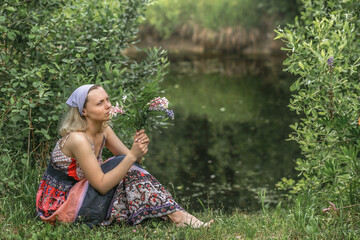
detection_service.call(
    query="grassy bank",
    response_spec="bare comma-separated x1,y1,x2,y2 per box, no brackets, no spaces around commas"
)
1,169,359,240
1,205,359,239
1,161,359,239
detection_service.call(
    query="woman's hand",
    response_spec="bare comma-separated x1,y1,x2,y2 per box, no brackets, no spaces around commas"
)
134,129,150,144
129,129,150,162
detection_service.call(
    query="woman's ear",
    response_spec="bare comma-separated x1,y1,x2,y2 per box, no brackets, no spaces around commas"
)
82,109,87,117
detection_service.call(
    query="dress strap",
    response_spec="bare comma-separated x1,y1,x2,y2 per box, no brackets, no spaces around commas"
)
84,135,95,152
60,132,104,157
59,132,97,154
60,132,73,148
97,135,106,158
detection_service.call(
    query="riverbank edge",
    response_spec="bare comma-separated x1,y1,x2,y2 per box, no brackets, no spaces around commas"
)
124,24,285,59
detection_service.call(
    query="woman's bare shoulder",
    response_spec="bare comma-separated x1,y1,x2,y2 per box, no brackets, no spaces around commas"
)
66,132,90,147
60,132,91,158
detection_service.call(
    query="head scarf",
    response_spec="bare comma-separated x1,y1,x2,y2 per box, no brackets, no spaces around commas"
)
66,84,95,116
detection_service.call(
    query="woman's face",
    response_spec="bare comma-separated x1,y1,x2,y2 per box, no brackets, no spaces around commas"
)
83,87,112,122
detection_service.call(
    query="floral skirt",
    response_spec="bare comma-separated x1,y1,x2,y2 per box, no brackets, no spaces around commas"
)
75,156,184,227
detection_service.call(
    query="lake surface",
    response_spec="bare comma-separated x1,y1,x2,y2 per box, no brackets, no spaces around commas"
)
145,53,300,212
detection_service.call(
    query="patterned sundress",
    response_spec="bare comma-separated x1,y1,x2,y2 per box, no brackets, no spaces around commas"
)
36,132,183,227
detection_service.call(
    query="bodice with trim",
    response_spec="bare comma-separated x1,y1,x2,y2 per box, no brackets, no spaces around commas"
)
51,132,106,181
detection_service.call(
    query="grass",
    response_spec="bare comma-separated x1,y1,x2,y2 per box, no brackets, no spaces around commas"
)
1,161,359,239
1,193,360,239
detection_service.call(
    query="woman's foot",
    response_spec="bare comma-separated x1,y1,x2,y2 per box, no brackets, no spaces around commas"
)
168,211,214,228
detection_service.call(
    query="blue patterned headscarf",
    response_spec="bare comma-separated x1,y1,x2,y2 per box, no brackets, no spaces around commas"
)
66,84,94,116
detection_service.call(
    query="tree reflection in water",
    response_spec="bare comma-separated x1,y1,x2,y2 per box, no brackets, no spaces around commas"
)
145,55,300,212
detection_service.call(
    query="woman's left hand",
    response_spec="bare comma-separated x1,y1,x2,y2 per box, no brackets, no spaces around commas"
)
134,129,150,144
134,129,149,164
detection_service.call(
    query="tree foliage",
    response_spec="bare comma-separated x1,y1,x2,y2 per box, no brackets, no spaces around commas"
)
275,0,360,204
0,0,169,195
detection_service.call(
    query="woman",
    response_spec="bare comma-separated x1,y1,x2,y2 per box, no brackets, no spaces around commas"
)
36,84,213,228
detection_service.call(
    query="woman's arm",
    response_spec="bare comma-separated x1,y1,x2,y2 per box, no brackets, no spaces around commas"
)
105,126,150,163
104,126,130,156
67,132,147,195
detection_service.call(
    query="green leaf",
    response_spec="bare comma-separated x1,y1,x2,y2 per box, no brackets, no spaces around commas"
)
290,80,300,91
88,53,95,59
19,110,27,116
299,62,305,70
39,89,45,97
6,7,16,12
7,31,16,40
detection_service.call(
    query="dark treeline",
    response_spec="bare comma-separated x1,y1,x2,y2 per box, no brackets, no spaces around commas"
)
139,0,300,53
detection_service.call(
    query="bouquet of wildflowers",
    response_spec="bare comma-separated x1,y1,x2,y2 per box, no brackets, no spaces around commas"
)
148,97,174,120
109,83,174,131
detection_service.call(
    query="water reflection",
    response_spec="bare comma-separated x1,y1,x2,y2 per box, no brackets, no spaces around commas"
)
145,55,300,212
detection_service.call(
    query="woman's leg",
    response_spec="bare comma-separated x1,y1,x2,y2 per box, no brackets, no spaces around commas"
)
167,211,214,228
103,159,213,227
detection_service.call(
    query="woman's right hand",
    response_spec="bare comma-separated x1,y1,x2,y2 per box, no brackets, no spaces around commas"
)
129,129,149,161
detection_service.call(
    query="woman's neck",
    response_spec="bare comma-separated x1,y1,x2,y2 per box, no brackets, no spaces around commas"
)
85,120,103,138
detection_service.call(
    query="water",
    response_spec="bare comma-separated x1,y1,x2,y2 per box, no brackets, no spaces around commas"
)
145,54,300,212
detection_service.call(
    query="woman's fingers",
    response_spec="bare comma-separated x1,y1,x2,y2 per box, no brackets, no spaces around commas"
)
132,130,150,159
142,144,148,152
135,132,147,138
139,143,148,155
136,129,145,135
136,138,149,143
134,131,150,144
143,144,149,154
134,137,149,143
130,141,148,159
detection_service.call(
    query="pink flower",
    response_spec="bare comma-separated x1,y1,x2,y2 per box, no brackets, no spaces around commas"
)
322,201,339,216
148,97,169,111
109,102,124,118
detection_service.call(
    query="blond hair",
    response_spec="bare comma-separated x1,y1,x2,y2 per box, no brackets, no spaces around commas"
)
59,85,109,137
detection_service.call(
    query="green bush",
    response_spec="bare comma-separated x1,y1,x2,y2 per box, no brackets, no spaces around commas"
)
275,0,360,204
0,0,169,205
